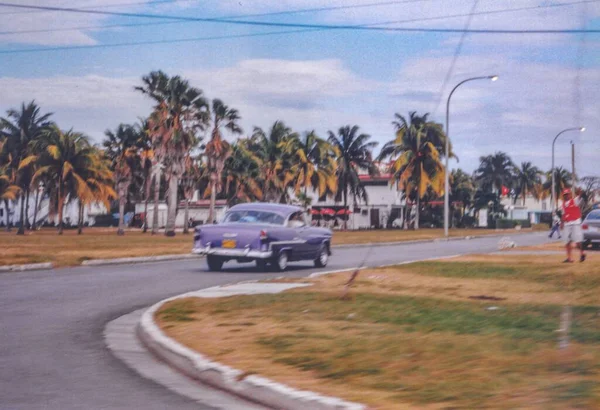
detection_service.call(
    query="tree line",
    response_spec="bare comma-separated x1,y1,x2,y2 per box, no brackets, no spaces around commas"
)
1,71,598,235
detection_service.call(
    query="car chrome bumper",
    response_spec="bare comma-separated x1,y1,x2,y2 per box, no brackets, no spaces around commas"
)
192,246,273,259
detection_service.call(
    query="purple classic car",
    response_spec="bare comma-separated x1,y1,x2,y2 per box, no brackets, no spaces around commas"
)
192,203,333,271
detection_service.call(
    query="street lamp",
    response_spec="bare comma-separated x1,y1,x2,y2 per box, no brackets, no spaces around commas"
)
551,127,585,211
444,75,498,237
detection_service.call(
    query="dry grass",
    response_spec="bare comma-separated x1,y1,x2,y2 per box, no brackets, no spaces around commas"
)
157,252,600,410
0,228,191,267
1,226,508,267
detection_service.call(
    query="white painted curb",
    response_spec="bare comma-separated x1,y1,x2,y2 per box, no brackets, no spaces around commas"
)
138,283,366,410
81,254,203,266
0,262,54,272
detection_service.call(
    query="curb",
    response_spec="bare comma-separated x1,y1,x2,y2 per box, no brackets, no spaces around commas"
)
0,262,54,272
81,254,204,266
138,283,366,410
332,231,532,249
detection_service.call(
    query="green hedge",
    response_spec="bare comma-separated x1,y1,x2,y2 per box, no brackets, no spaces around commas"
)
495,219,532,229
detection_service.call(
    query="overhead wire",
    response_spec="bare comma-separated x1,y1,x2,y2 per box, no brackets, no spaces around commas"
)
1,0,598,38
0,1,599,35
0,0,198,15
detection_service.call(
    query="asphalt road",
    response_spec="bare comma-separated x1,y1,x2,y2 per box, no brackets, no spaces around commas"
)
0,232,550,410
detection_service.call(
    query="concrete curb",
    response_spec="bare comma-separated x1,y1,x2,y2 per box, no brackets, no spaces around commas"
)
138,283,366,410
332,231,532,249
0,262,54,272
81,254,204,266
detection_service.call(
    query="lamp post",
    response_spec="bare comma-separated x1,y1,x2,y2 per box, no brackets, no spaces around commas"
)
551,127,585,211
444,75,498,237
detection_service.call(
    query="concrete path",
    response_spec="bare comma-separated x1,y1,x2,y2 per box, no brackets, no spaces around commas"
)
0,232,550,409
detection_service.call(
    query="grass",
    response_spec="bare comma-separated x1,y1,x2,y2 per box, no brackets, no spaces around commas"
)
156,251,600,409
0,226,508,267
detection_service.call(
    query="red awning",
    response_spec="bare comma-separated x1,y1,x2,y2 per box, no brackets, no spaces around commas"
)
336,209,352,215
321,208,336,216
310,208,321,215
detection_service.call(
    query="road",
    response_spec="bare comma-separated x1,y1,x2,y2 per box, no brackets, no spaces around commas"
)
0,232,549,410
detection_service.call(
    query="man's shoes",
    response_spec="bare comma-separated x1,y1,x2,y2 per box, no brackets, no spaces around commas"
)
580,254,586,263
563,259,574,263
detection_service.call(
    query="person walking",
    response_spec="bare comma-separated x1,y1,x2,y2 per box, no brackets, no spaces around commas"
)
549,210,562,239
561,188,586,263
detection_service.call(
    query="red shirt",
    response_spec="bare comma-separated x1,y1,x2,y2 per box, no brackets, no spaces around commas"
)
562,198,582,223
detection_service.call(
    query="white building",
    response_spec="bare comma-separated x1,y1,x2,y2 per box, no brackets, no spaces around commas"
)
136,199,228,229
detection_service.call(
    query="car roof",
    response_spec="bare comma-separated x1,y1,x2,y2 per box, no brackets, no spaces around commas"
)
229,202,302,216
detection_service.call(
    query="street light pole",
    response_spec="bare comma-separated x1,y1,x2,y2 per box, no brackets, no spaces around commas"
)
444,75,498,237
551,127,585,211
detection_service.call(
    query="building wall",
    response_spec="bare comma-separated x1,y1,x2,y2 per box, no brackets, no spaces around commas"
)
0,196,107,227
136,203,227,229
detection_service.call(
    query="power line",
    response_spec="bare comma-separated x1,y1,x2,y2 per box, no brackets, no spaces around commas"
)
0,1,599,35
430,0,480,116
0,0,197,15
2,0,598,38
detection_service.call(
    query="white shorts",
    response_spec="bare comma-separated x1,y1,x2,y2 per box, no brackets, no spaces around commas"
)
563,224,583,244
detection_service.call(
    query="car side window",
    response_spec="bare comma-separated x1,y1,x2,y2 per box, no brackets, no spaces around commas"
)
288,212,306,228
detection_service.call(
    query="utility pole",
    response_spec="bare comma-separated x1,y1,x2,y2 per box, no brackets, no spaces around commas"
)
571,141,576,195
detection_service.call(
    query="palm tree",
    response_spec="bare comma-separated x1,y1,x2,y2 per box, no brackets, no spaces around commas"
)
378,113,446,230
180,156,202,234
474,152,514,194
249,121,299,203
136,71,209,236
449,169,475,225
0,162,20,228
28,126,106,235
545,167,573,207
220,141,263,206
513,161,542,206
328,125,378,229
0,101,53,234
103,124,142,235
283,130,337,201
205,99,242,223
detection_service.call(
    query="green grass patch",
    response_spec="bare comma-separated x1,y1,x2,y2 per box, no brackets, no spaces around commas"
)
159,300,196,322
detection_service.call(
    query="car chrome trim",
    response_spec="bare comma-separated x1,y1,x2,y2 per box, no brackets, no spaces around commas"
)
192,246,272,259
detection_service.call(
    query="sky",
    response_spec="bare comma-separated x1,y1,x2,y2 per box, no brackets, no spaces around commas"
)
0,0,599,175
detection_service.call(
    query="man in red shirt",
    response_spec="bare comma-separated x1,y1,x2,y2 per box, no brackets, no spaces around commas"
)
561,188,586,263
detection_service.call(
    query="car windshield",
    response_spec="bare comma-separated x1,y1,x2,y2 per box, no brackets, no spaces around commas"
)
586,211,600,220
222,210,285,225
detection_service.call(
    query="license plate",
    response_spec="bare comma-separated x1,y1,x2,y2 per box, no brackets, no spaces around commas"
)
589,226,598,232
222,239,237,249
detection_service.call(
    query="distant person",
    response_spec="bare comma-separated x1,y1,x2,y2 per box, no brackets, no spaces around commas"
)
549,210,562,239
561,188,586,263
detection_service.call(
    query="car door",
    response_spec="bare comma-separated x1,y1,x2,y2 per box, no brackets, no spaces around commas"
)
288,211,312,259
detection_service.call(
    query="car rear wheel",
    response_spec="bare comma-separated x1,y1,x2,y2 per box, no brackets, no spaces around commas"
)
583,239,592,250
206,255,224,271
274,251,289,272
314,245,329,268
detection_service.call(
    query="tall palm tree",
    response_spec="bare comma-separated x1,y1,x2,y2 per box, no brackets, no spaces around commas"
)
0,162,20,228
28,126,108,235
249,121,298,203
328,125,378,229
513,161,542,206
378,113,446,230
0,101,53,234
136,71,209,236
103,124,142,235
205,99,242,223
180,156,202,234
283,130,337,201
474,152,514,194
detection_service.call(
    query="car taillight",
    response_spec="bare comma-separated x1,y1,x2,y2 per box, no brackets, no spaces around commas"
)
260,230,268,240
582,224,588,230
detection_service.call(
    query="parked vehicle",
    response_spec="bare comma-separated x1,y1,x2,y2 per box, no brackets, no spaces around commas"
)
583,209,600,249
192,203,332,271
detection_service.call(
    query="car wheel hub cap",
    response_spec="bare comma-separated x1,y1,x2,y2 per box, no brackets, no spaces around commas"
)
279,254,288,269
320,251,328,265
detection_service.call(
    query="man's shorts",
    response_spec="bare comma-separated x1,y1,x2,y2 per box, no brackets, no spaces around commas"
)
564,223,584,244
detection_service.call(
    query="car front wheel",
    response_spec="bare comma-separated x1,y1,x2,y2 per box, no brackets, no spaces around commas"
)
314,245,329,268
207,255,224,271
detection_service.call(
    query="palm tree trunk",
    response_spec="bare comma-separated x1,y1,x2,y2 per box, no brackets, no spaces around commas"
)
17,193,25,235
208,173,217,224
142,173,151,233
57,196,64,235
415,194,420,230
165,174,178,237
117,191,126,236
24,189,30,230
4,199,10,232
32,186,40,230
183,198,190,234
152,171,160,235
343,188,348,230
77,202,84,235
